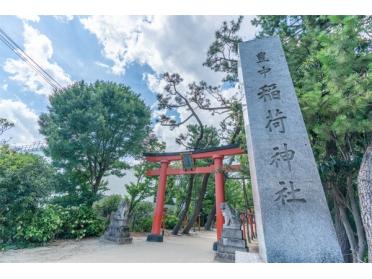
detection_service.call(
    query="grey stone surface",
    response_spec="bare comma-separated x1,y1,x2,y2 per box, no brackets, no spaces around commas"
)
215,203,248,262
218,245,247,254
235,251,264,263
221,202,241,229
221,238,246,248
238,36,343,263
222,228,243,239
102,201,132,244
215,251,235,262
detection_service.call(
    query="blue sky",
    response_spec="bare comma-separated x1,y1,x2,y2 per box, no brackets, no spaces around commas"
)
0,15,256,150
0,15,256,193
0,16,156,115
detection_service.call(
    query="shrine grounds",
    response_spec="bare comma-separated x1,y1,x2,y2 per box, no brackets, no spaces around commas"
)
0,230,245,263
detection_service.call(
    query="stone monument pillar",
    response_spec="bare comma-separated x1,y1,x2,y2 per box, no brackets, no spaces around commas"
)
238,36,343,262
215,202,248,262
102,200,132,244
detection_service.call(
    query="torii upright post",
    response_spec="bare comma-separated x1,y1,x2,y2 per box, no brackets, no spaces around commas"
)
213,155,225,240
147,160,169,242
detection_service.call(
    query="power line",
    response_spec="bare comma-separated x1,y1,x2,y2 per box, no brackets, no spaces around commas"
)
0,28,64,89
0,27,63,91
0,33,58,91
0,28,61,91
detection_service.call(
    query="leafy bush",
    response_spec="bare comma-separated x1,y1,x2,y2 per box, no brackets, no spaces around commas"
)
165,214,178,230
0,147,56,244
93,195,122,219
56,206,106,240
130,201,154,232
15,205,62,243
132,217,153,233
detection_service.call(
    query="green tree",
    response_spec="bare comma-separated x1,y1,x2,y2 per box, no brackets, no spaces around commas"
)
201,16,246,146
92,194,123,220
0,147,56,245
156,73,207,235
204,16,243,83
181,125,220,234
124,134,165,223
39,81,151,205
250,15,371,262
0,118,14,144
203,16,371,261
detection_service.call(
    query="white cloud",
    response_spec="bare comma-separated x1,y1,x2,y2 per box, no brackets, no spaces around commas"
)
0,99,41,145
94,61,110,69
81,16,256,151
3,23,72,96
53,15,74,23
2,82,8,91
16,15,40,22
81,16,256,84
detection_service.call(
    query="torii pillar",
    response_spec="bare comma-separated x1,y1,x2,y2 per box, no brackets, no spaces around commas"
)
213,155,225,240
146,160,169,242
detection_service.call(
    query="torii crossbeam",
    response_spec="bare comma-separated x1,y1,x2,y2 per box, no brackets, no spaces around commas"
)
144,144,245,242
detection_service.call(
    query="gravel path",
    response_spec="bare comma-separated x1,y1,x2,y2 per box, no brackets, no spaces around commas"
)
0,230,218,263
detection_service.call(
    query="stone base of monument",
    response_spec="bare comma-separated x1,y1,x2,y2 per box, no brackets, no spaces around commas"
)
215,228,248,262
102,225,133,244
146,234,164,242
235,251,264,263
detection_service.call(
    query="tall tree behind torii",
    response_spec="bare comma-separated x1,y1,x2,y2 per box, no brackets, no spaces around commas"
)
156,17,247,234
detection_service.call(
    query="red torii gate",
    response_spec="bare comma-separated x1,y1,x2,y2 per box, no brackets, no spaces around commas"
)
144,144,245,242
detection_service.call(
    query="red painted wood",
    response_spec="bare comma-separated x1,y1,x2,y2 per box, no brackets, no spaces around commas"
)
214,155,225,240
146,164,241,176
150,160,169,235
144,147,244,162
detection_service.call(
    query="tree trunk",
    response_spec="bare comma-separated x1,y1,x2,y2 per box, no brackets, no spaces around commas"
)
204,201,216,230
357,143,372,263
182,173,210,234
339,204,359,262
334,199,352,262
346,174,367,262
331,183,359,262
172,175,195,235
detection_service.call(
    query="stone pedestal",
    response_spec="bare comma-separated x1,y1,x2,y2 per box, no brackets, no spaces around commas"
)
215,203,248,262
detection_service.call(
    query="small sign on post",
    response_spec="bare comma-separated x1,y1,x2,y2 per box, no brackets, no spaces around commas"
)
181,152,194,171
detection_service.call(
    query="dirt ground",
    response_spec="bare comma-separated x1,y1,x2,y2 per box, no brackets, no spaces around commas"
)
0,230,219,263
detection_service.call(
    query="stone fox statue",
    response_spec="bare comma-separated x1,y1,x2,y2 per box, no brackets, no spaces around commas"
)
102,200,132,244
113,200,130,226
220,202,241,229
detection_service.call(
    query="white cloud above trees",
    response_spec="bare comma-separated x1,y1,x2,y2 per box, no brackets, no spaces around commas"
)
0,99,41,145
3,23,72,96
16,15,40,22
82,15,256,151
81,16,255,84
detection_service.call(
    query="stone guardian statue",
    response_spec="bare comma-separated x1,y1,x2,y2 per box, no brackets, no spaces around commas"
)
102,200,132,244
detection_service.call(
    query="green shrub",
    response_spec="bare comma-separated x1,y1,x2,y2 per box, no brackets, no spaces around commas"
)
132,217,153,233
57,206,106,240
15,205,62,243
165,214,178,230
93,195,122,219
130,201,154,232
0,147,56,245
